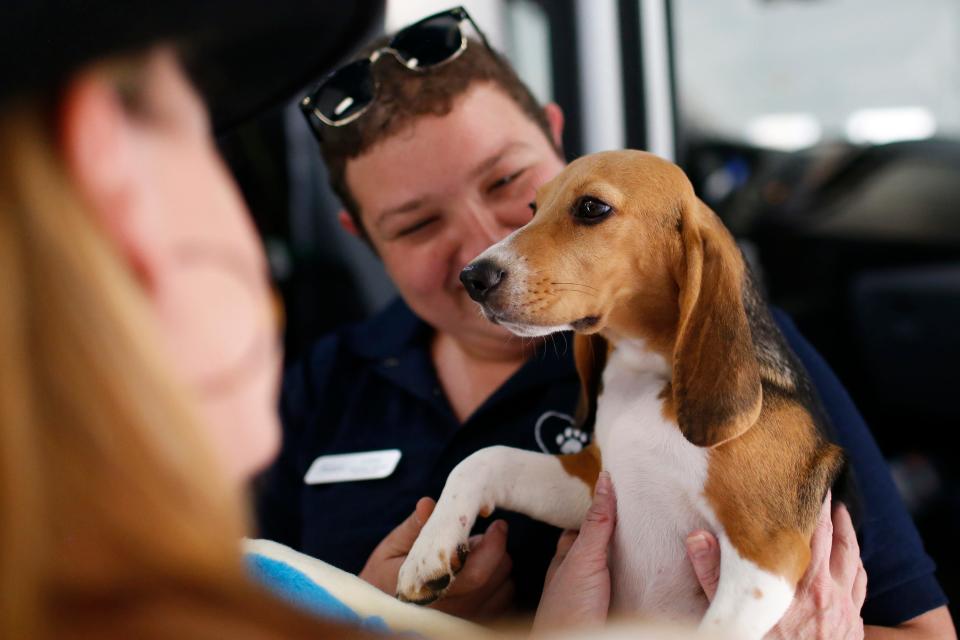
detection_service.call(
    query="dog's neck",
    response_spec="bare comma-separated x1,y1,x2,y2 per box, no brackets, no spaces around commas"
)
600,328,672,378
602,268,681,346
600,279,681,373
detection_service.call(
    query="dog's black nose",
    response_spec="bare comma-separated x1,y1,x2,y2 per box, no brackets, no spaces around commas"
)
460,260,506,302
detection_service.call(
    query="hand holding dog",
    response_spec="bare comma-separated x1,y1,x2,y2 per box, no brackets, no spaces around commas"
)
533,471,617,633
360,497,515,621
686,491,867,640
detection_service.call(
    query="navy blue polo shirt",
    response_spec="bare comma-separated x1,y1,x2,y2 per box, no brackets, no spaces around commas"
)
256,298,947,623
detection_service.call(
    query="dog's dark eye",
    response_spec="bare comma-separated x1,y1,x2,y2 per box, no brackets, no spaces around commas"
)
572,196,613,223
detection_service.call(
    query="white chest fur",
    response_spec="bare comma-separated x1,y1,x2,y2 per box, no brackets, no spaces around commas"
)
594,340,714,620
399,336,794,637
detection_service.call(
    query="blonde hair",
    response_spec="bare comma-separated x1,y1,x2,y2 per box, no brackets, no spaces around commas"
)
0,65,366,638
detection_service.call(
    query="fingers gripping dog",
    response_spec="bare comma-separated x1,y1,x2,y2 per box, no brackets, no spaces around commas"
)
396,150,844,639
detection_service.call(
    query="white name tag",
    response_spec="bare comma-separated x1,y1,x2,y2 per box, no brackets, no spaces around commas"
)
303,449,402,485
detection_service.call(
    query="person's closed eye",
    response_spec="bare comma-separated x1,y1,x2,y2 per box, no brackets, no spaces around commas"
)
486,168,526,194
393,215,441,240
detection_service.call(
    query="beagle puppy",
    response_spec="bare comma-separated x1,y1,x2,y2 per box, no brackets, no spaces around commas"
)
396,150,845,638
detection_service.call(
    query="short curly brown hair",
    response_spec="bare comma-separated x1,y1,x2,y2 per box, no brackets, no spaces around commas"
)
312,36,556,237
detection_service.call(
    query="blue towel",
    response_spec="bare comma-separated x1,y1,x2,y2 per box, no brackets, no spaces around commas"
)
247,553,392,633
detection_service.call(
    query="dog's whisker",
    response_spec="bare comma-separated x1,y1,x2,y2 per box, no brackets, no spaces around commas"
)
551,287,596,297
550,281,599,292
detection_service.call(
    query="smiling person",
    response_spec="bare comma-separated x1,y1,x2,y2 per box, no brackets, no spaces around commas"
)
255,7,954,638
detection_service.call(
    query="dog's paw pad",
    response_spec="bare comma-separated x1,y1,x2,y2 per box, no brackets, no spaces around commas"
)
397,541,469,605
397,591,439,605
424,574,450,592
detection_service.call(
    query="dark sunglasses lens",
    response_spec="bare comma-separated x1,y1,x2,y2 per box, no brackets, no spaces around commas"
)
391,14,463,67
313,59,374,123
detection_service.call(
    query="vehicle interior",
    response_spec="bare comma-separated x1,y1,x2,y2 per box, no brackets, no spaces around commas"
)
218,0,960,620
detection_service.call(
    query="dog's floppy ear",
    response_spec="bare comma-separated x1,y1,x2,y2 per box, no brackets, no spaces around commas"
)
574,333,609,430
672,196,761,447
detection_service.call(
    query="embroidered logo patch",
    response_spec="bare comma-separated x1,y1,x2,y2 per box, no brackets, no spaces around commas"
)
534,411,590,454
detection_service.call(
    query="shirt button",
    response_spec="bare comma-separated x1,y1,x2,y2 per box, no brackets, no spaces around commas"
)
382,357,399,368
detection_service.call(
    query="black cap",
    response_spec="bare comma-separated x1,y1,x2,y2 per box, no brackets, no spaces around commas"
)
1,1,385,133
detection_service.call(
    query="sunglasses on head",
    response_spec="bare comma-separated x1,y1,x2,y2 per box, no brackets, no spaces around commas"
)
300,6,491,130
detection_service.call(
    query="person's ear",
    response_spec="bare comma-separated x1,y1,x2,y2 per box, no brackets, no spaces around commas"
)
544,102,565,150
338,209,361,237
59,69,157,286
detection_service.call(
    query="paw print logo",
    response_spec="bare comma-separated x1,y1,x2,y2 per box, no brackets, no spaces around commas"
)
556,427,590,454
535,411,591,454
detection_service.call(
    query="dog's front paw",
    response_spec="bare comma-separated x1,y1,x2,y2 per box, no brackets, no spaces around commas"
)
396,516,471,605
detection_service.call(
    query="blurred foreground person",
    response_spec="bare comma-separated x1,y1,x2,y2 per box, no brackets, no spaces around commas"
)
0,2,387,638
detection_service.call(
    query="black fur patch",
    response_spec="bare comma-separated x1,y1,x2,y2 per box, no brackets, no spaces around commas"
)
741,264,863,530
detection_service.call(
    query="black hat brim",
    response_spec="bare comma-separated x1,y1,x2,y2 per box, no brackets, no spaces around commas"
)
2,1,385,134
184,3,385,134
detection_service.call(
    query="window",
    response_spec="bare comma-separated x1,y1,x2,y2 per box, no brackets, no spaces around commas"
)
673,0,960,150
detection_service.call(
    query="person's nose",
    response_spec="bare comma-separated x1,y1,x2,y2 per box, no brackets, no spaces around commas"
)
460,259,506,302
455,203,513,270
462,201,508,246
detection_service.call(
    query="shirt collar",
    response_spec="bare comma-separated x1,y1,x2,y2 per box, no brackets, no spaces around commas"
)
342,297,577,420
342,297,429,360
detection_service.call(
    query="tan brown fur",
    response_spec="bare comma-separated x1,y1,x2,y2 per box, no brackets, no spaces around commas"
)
483,150,845,586
573,334,611,429
499,153,688,357
501,151,764,447
558,444,603,494
659,381,677,423
672,198,763,447
706,394,843,583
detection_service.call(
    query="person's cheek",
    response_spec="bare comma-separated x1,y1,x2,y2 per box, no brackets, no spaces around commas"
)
488,187,532,232
200,349,282,481
499,198,535,229
530,160,564,191
163,266,256,380
504,162,565,228
383,244,449,300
